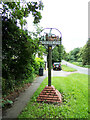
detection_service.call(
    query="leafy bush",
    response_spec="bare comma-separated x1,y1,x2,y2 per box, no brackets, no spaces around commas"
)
2,16,41,95
34,57,45,75
2,1,44,98
2,99,13,108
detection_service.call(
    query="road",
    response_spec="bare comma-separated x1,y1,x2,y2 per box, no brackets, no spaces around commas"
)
61,60,89,75
46,70,78,77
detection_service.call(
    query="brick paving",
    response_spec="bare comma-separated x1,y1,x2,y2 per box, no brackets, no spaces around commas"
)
37,85,62,103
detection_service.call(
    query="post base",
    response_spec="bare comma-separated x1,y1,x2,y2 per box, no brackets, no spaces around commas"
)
37,85,62,103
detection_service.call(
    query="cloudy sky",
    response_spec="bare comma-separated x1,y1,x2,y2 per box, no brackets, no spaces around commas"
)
26,0,88,52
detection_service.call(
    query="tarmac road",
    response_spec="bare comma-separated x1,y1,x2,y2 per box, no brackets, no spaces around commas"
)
46,69,78,77
61,60,89,75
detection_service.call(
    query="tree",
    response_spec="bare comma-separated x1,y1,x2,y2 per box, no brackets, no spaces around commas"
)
52,45,66,63
2,1,44,94
63,52,69,61
52,46,59,63
2,1,44,28
82,39,90,65
2,16,38,92
68,48,80,62
77,47,83,62
29,23,46,58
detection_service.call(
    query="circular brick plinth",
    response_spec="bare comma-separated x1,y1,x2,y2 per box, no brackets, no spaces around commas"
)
37,85,62,103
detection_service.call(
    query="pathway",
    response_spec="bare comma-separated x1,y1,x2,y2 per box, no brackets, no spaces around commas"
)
2,71,47,119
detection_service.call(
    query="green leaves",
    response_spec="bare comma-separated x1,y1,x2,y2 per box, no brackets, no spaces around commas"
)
68,48,80,62
52,45,65,63
82,39,90,65
52,46,59,62
2,1,44,26
2,16,41,95
33,57,45,75
2,0,44,99
65,39,90,66
2,99,13,107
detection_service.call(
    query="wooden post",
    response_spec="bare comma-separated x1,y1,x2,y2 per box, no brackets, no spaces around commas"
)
48,45,52,86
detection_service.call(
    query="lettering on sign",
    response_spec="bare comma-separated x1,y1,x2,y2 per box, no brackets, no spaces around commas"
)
40,41,60,45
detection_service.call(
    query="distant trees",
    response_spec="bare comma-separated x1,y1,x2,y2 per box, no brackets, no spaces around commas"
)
64,39,90,66
82,39,90,65
49,38,89,67
68,48,80,62
52,45,66,63
52,46,59,63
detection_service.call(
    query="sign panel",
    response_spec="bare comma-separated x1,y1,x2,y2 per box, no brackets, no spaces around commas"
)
40,41,60,45
39,35,59,41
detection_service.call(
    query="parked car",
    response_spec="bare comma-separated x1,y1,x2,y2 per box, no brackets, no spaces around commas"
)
53,62,62,70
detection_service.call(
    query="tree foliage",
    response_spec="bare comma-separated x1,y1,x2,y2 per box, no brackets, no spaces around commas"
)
52,45,66,63
68,48,80,62
2,1,44,95
2,16,39,93
64,39,90,66
2,1,43,25
82,39,90,65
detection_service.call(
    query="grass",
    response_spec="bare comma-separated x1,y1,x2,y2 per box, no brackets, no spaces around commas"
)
89,75,90,119
61,65,77,72
18,73,88,119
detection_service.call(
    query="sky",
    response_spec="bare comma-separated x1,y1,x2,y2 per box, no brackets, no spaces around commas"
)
26,0,88,53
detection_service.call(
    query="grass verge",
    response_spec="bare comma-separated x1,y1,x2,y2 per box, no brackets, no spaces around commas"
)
18,73,88,119
61,65,77,72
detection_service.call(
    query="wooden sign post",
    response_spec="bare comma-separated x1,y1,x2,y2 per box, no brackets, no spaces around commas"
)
37,28,62,103
48,45,52,86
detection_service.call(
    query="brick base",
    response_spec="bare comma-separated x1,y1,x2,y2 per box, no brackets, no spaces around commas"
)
37,85,62,103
